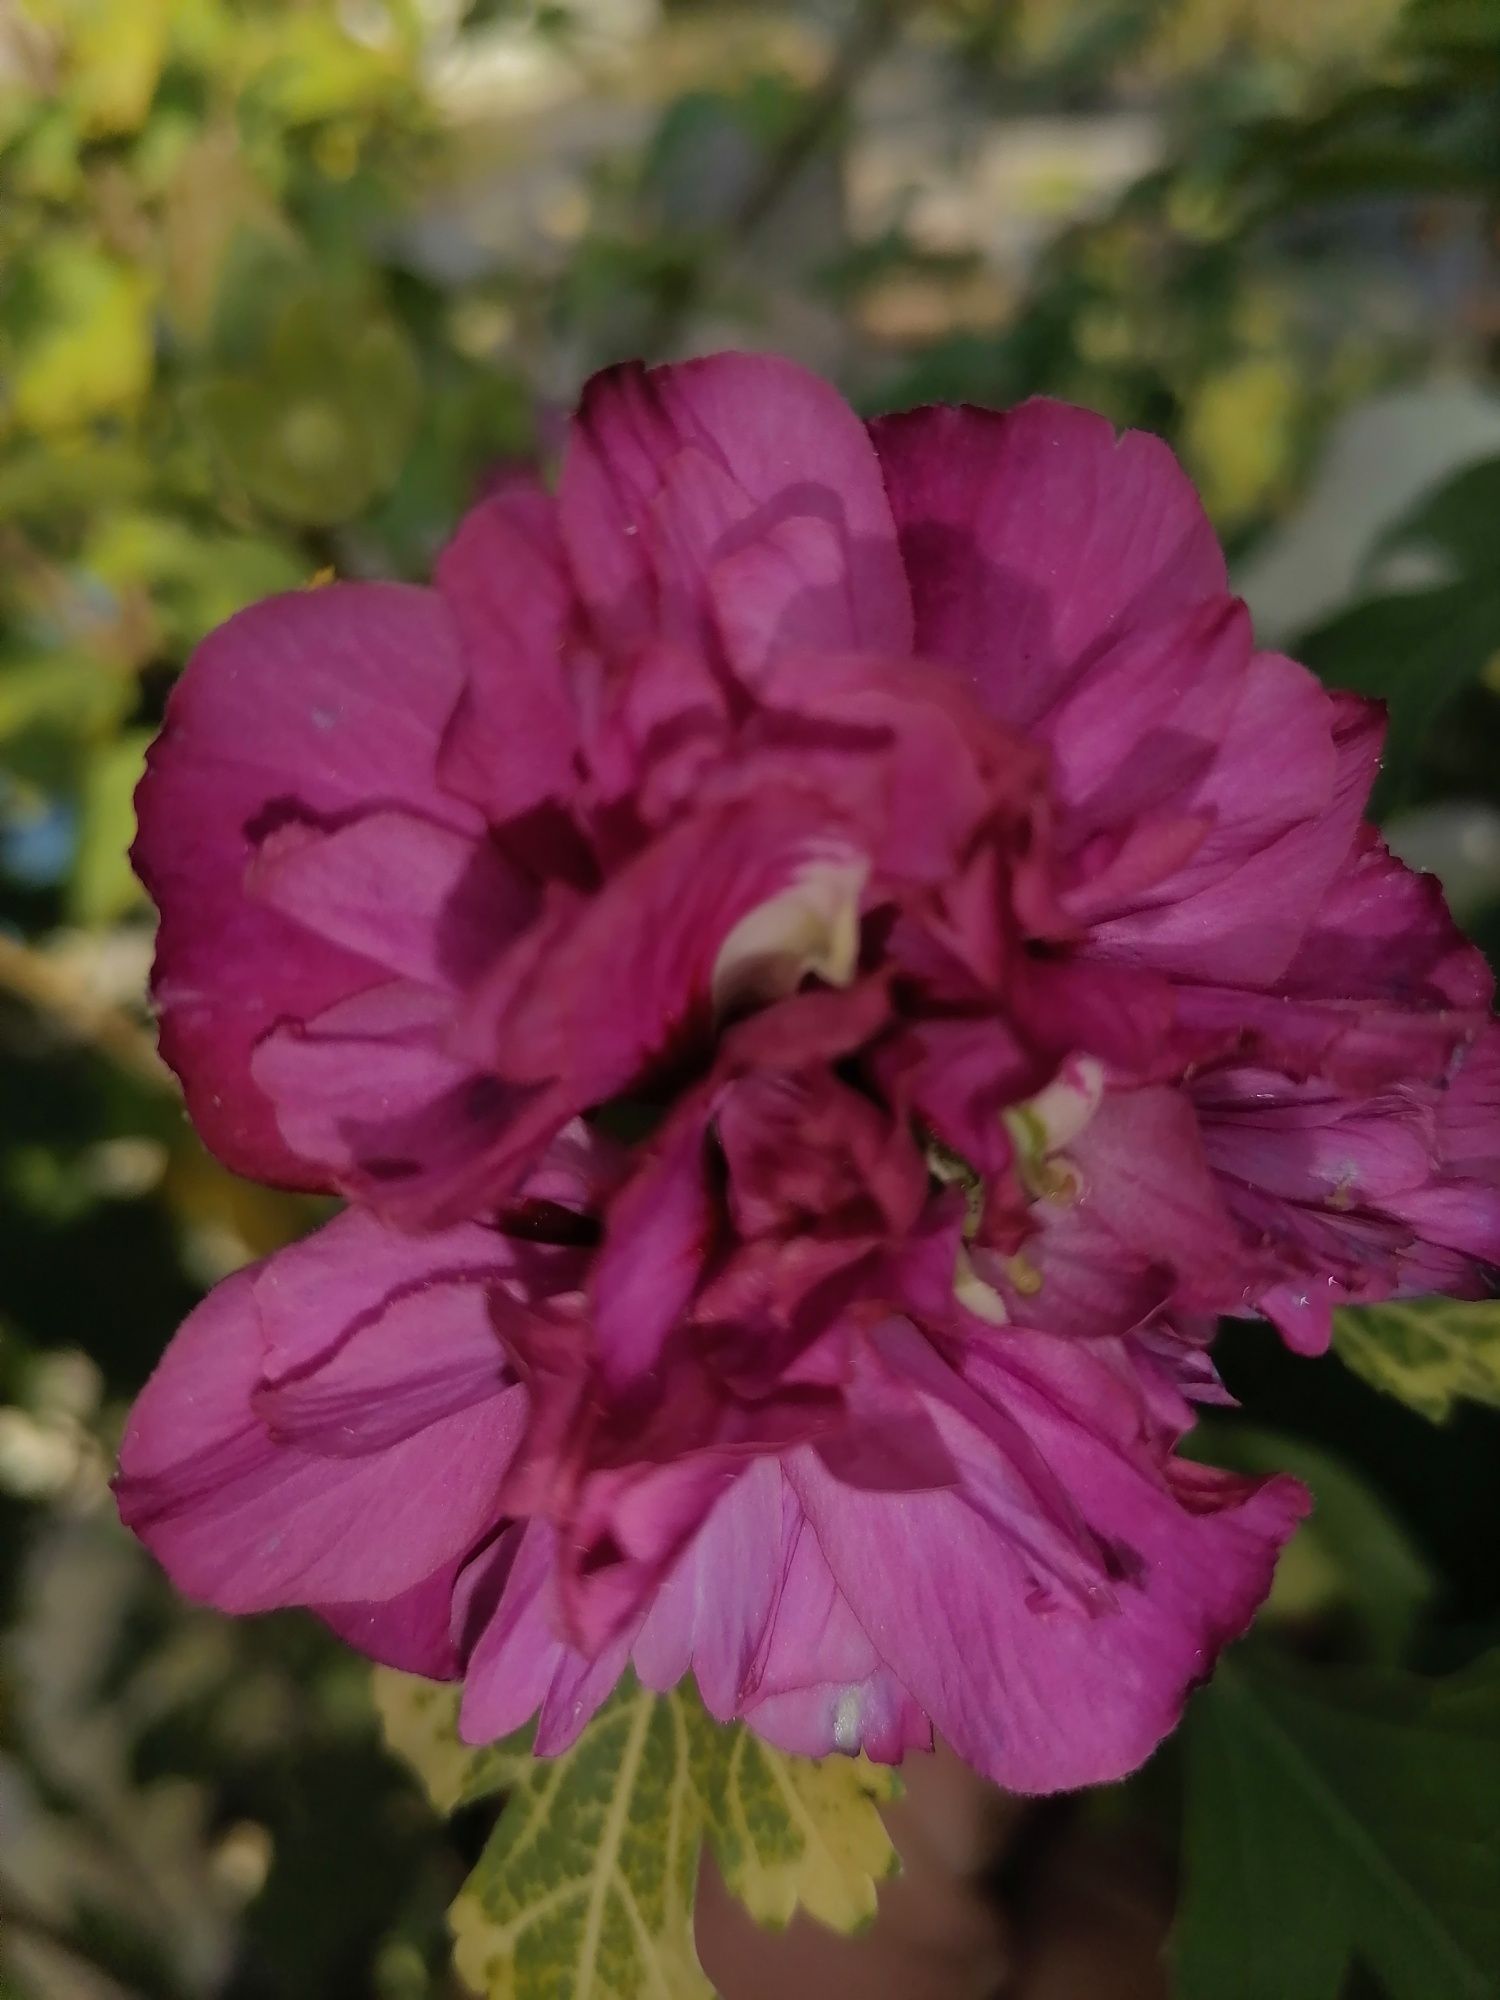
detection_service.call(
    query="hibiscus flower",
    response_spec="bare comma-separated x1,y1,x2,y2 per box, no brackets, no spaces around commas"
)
118,354,1497,1791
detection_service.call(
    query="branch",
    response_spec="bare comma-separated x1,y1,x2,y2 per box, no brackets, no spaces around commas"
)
0,932,168,1090
645,0,912,354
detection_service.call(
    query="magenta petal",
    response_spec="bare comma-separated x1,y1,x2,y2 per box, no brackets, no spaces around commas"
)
248,810,532,989
1042,597,1249,826
1285,823,1493,1013
1085,661,1368,986
252,981,559,1224
458,1522,632,1751
134,583,472,1185
253,1281,517,1454
316,1560,466,1678
122,351,1496,1791
790,1332,1306,1793
631,1458,790,1719
741,1502,930,1760
592,1098,717,1391
115,1216,529,1614
471,787,866,1103
1018,1086,1265,1333
872,398,1226,730
560,354,911,661
744,1676,930,1763
435,481,581,823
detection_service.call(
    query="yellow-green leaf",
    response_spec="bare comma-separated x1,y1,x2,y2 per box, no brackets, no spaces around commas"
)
70,728,151,924
7,242,156,435
451,1681,708,2000
683,1691,898,1933
372,1671,522,1817
374,1671,900,2000
1332,1298,1500,1423
41,0,174,136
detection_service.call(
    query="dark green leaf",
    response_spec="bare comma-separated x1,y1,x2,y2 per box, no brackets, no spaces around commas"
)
1376,457,1500,579
1175,1650,1500,2000
1295,582,1500,812
1197,1426,1432,1662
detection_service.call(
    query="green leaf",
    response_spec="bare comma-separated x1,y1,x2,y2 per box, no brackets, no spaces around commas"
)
372,1669,523,1818
1375,455,1500,578
1195,1425,1432,1663
1296,580,1500,812
3,240,156,435
49,0,174,137
1333,1298,1500,1423
81,510,305,651
681,1694,896,1933
1175,1650,1500,2000
449,1680,708,2000
374,1671,900,2000
199,295,421,527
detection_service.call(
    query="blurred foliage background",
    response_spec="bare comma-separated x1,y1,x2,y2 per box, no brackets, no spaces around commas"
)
2,2,1499,1996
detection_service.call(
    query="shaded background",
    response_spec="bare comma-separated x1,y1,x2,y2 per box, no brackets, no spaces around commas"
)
2,2,1499,1995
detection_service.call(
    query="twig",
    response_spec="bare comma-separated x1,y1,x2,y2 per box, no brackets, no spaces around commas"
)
0,932,168,1090
644,0,912,356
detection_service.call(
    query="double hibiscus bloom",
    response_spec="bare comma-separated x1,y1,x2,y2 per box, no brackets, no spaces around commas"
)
117,355,1500,1793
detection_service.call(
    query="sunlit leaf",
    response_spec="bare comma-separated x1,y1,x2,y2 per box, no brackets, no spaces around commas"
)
5,241,156,435
199,295,421,526
0,657,132,751
374,1672,899,2000
237,11,416,128
1175,1649,1500,2000
450,1682,708,2000
1332,1297,1500,1423
81,510,304,651
159,124,289,341
372,1671,523,1818
1182,354,1301,531
40,0,173,137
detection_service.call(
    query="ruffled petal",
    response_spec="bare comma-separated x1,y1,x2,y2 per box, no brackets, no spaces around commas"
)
561,354,911,665
248,809,531,989
790,1330,1306,1793
871,399,1226,729
134,584,472,1185
115,1211,533,1614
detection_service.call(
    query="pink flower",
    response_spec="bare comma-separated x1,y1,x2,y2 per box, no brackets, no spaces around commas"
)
120,354,1498,1791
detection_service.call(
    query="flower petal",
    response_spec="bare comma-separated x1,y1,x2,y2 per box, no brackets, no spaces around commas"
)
435,480,581,823
134,584,472,1185
871,399,1226,729
115,1222,527,1615
790,1331,1306,1793
561,354,911,663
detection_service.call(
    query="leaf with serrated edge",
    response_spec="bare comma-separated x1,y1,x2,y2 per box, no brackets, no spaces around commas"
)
682,1686,899,1932
451,1681,707,2000
1333,1298,1500,1423
375,1670,901,1998
372,1670,522,1815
